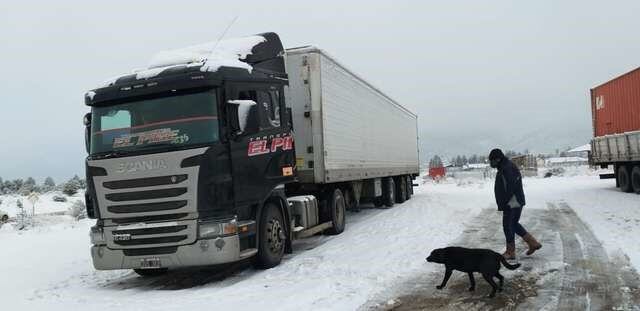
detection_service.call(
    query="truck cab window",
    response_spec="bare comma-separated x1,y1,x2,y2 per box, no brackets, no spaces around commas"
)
257,90,281,130
100,110,131,131
235,89,281,131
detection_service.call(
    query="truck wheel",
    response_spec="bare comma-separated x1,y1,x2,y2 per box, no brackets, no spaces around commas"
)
373,197,384,207
618,165,633,193
631,166,640,194
326,189,346,235
405,176,413,200
1,215,8,222
395,176,407,204
255,202,286,269
133,268,168,277
383,177,395,208
343,187,357,210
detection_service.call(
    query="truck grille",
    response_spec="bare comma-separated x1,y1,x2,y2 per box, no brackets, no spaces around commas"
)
104,219,196,250
105,188,187,202
107,200,188,214
88,148,208,250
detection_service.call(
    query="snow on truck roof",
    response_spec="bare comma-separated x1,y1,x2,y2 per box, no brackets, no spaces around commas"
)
101,35,267,87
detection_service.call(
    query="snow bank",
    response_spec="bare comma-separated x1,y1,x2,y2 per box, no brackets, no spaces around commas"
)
0,191,84,218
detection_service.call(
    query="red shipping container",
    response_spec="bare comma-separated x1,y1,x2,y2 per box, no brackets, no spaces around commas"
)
591,67,640,137
428,167,446,179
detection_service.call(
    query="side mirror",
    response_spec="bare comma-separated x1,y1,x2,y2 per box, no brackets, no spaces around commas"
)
228,100,259,136
84,113,92,154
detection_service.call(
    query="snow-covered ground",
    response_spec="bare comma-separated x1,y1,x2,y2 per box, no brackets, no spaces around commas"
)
0,191,85,218
1,167,639,310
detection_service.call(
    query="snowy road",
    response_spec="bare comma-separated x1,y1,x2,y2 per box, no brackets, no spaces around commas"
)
3,173,640,310
373,203,640,310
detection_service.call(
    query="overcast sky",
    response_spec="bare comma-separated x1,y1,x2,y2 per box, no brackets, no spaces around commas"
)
1,0,640,181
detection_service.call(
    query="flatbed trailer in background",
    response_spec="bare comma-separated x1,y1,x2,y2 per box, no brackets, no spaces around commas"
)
590,67,640,193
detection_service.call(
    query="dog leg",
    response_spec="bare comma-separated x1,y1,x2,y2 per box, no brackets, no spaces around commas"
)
482,273,498,298
496,272,504,292
437,268,453,289
467,272,476,291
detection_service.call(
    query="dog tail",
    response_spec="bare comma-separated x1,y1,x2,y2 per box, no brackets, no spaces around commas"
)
499,256,521,270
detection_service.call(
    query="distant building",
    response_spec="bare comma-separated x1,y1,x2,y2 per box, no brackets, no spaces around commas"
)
567,144,591,158
464,163,490,170
545,156,589,167
511,154,538,177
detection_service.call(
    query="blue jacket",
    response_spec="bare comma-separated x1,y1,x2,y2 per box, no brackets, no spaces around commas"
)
494,158,526,211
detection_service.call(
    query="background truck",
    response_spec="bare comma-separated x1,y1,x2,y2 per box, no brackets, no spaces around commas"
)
83,32,419,275
590,67,640,193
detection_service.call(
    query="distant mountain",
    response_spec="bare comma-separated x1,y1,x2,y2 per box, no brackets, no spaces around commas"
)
419,124,591,163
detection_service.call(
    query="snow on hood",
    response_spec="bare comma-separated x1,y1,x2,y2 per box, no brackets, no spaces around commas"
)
103,35,266,87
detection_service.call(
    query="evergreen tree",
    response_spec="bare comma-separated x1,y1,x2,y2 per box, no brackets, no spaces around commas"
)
20,177,36,195
43,177,56,192
429,155,443,168
63,176,82,196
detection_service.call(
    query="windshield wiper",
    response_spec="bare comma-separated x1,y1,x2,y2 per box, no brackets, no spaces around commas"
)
137,143,179,149
92,151,129,159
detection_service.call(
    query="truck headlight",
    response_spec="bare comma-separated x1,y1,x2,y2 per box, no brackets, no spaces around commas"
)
90,226,106,245
199,218,237,239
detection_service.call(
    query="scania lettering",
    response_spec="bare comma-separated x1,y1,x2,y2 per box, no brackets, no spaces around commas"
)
83,32,420,275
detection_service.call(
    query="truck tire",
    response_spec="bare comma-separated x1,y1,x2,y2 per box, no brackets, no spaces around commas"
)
383,177,395,208
326,189,346,235
632,166,640,194
255,202,286,269
618,165,633,193
343,187,357,210
395,176,407,204
133,268,168,277
405,176,413,200
1,215,8,222
373,197,384,207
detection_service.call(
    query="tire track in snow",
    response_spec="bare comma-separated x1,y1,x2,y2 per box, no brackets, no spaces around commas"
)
368,204,640,310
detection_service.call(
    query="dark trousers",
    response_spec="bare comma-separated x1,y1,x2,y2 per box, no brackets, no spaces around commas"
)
502,207,528,244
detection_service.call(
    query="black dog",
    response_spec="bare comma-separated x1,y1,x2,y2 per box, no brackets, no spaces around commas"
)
426,247,521,298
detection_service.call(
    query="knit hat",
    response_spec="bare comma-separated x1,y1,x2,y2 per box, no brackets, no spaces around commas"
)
489,148,505,161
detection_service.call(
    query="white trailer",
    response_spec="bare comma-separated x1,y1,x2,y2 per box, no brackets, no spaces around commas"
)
285,47,419,186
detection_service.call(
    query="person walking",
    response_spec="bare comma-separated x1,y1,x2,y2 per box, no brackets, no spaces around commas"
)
489,148,542,260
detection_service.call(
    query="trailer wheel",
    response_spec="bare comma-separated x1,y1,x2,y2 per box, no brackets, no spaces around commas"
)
343,187,357,210
383,177,395,208
1,215,8,222
618,165,633,193
326,189,346,235
255,202,286,269
395,176,407,204
133,268,168,277
631,166,640,194
405,176,413,200
373,197,384,207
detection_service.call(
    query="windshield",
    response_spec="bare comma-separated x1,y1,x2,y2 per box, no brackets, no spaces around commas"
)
90,89,219,155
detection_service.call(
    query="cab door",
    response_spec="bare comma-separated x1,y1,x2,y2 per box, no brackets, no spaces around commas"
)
226,82,295,212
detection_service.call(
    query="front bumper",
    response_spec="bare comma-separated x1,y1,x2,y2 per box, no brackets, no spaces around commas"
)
91,235,241,270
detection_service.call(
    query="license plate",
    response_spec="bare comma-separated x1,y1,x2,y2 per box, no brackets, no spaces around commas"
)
139,258,162,269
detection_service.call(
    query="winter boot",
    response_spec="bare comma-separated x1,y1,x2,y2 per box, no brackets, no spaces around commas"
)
522,233,542,255
502,242,516,260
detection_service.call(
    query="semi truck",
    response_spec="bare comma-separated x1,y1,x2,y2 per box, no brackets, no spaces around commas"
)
590,67,640,193
83,32,419,275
